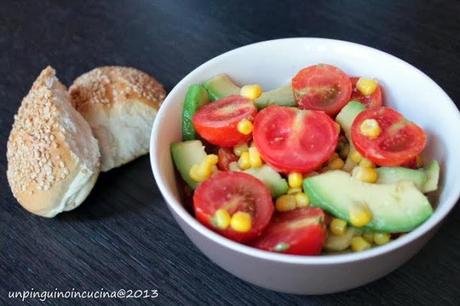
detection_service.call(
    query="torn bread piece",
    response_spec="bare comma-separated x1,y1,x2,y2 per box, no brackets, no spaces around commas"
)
7,66,100,217
69,66,165,171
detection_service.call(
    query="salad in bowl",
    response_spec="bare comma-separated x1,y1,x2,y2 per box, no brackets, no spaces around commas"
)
170,63,440,256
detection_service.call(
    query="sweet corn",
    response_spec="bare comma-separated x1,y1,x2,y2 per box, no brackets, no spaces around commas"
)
349,204,373,227
288,172,303,188
237,119,253,135
360,119,382,139
351,236,371,252
238,151,251,170
212,209,231,230
275,195,297,212
233,143,249,156
330,218,347,236
374,233,391,245
248,146,263,168
295,192,310,208
350,149,363,163
240,84,262,100
189,163,213,182
362,231,374,243
352,166,378,183
189,154,219,182
230,211,252,232
328,157,344,170
205,154,219,165
287,187,302,194
359,158,375,168
356,78,378,96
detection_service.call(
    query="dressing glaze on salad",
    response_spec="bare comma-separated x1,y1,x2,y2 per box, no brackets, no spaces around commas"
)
171,64,440,255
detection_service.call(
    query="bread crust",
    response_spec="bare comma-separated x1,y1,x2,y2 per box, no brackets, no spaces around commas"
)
7,66,100,217
69,66,165,171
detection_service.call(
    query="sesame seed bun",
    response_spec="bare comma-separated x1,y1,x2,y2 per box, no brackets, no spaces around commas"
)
7,66,101,217
69,66,165,171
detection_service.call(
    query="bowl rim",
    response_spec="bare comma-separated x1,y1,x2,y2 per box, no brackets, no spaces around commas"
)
150,37,460,265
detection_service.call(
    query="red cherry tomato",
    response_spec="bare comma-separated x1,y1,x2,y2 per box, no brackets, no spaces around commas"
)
253,105,339,173
252,208,326,255
292,64,352,116
350,77,383,108
217,147,238,171
193,172,274,242
193,95,257,147
401,157,418,169
351,107,427,166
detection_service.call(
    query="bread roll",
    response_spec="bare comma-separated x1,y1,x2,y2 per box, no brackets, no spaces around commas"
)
69,66,165,171
7,66,100,217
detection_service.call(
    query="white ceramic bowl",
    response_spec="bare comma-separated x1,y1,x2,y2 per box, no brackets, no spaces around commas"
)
150,38,460,294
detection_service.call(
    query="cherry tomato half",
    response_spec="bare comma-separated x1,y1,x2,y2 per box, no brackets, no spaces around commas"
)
252,208,326,255
193,95,257,147
350,77,383,108
253,105,339,173
351,107,427,166
193,171,274,242
292,64,352,116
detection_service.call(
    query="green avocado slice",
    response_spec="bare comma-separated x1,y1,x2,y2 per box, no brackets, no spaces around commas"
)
171,140,207,189
204,74,240,101
255,83,296,109
303,170,433,232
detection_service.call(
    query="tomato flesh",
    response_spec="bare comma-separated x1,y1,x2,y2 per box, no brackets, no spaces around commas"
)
193,95,257,147
350,77,383,108
217,147,238,171
351,107,427,166
252,208,326,255
253,105,339,173
292,64,352,116
193,172,274,242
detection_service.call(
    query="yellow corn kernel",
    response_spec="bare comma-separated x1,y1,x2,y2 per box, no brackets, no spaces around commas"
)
359,158,375,168
360,119,382,139
288,172,303,188
205,154,219,165
240,84,262,100
363,231,374,243
374,233,391,245
212,209,231,230
356,78,378,96
351,236,371,252
275,195,297,212
295,192,310,208
349,204,373,227
237,119,253,135
233,143,249,156
328,157,344,170
248,146,263,168
230,211,252,232
238,151,251,170
352,166,378,183
350,149,363,163
189,163,212,182
330,218,347,236
287,187,302,195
